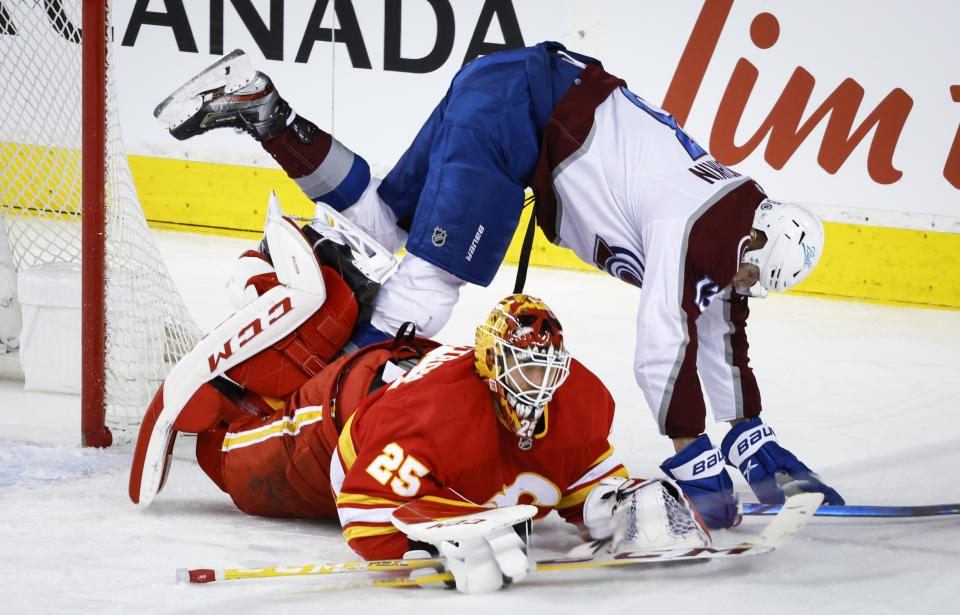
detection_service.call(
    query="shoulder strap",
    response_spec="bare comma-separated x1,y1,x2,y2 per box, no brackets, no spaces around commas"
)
513,194,537,294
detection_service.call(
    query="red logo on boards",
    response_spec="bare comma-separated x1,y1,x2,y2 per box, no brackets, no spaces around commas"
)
662,0,960,188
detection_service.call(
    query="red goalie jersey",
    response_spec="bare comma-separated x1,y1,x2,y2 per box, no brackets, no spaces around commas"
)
327,344,628,560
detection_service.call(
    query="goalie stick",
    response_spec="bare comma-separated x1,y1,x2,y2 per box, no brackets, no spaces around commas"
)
742,501,960,518
178,492,821,587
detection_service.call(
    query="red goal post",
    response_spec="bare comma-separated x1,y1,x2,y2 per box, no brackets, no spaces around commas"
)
0,1,200,446
83,0,109,447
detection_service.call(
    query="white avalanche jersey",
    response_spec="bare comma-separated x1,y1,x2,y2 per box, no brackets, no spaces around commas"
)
531,64,767,438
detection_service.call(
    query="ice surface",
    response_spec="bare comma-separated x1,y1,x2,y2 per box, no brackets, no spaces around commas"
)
1,230,958,614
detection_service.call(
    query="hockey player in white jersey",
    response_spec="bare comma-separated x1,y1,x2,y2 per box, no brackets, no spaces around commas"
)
155,42,843,530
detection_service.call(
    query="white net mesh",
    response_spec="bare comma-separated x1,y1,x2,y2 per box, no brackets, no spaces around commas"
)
660,485,704,539
0,1,200,430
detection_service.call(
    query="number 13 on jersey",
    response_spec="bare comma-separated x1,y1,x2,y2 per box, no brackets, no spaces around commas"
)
365,443,431,497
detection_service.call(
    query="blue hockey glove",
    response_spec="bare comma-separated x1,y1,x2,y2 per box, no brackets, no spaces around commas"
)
720,417,844,506
661,435,740,529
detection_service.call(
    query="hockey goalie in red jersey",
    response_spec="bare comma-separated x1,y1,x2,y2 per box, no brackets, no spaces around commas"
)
328,295,623,557
130,291,711,594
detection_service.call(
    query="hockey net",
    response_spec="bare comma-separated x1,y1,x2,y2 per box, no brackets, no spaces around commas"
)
0,1,200,444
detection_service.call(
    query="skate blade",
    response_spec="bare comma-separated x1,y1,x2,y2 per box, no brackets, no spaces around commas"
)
153,49,254,128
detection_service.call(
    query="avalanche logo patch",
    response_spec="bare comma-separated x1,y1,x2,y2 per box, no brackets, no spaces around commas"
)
593,236,644,288
431,226,447,247
695,276,720,312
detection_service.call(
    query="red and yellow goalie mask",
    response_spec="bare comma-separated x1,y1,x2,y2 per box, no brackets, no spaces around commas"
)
474,295,572,441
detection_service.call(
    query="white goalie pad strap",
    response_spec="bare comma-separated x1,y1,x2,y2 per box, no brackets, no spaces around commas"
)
726,423,779,467
135,283,328,508
265,191,326,297
666,446,726,481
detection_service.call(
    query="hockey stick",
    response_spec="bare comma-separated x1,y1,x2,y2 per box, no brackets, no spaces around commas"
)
179,544,775,585
179,493,821,586
178,557,445,584
742,501,960,518
275,572,455,593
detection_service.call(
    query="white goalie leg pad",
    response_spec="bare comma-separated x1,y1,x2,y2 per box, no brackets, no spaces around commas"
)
133,281,327,508
265,191,327,296
611,478,711,553
223,191,327,310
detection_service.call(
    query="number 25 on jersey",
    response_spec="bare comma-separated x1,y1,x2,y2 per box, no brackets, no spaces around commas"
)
365,443,431,497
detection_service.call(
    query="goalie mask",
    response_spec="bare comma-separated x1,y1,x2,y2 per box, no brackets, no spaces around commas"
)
475,295,572,442
742,199,825,293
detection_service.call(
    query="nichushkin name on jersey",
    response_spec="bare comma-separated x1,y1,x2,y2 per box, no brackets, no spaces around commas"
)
689,160,741,184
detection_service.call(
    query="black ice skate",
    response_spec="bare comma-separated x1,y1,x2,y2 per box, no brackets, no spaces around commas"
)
154,49,290,141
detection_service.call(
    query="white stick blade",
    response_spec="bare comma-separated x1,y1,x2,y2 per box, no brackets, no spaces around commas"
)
756,492,823,547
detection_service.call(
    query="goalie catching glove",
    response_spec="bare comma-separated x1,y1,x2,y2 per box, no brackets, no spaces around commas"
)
391,500,535,594
582,477,711,553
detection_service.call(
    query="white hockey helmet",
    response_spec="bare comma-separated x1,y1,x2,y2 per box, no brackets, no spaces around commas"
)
742,200,825,292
